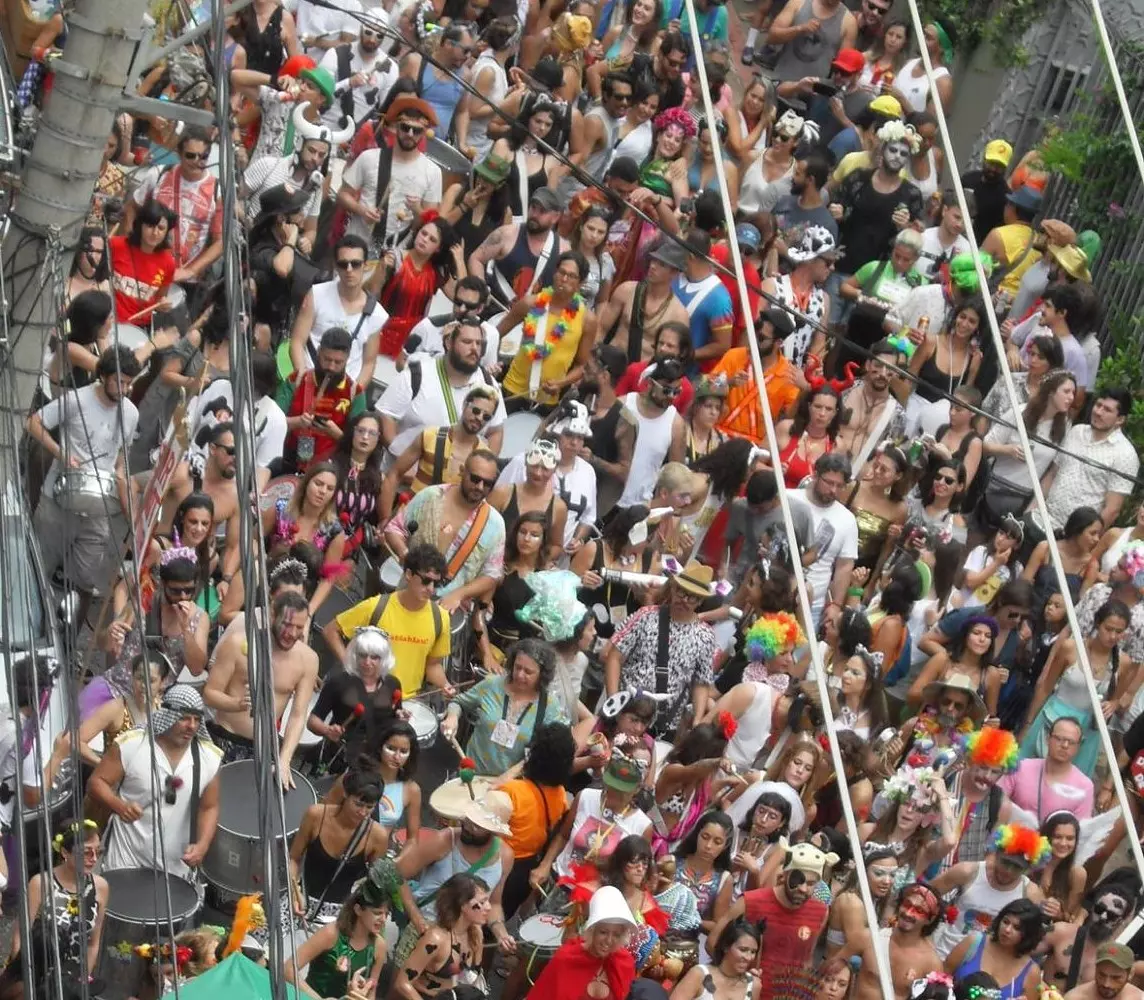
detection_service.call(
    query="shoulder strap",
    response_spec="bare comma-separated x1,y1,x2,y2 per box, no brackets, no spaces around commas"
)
350,294,379,343
307,815,372,919
371,143,396,246
655,603,671,694
627,281,648,364
410,359,423,399
431,601,443,644
1065,925,1088,993
369,592,392,628
188,738,202,849
987,783,1003,830
526,231,558,297
431,426,449,484
336,45,354,119
446,502,491,581
415,55,429,98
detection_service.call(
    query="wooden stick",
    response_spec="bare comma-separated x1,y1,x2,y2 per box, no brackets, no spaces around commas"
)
125,299,168,324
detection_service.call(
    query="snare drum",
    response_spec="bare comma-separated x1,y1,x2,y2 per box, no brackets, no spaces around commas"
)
517,912,566,981
499,411,542,459
260,473,299,512
447,606,472,681
113,323,149,352
98,868,202,1000
52,467,122,517
379,556,404,591
405,700,439,748
200,759,316,907
425,136,473,192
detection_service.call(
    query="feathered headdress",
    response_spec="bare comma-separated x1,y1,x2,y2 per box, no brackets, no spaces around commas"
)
882,765,941,825
991,823,1052,866
745,612,804,663
962,727,1019,773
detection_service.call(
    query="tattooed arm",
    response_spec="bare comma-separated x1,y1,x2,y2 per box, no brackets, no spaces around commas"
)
468,223,514,281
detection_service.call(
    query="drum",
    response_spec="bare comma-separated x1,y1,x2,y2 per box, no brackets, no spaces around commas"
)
405,700,439,748
517,912,566,981
260,473,299,512
372,354,400,395
200,760,316,906
52,467,121,517
379,556,404,591
112,323,149,352
98,868,202,1000
429,776,493,824
499,411,542,458
447,607,471,682
425,136,473,192
279,691,323,748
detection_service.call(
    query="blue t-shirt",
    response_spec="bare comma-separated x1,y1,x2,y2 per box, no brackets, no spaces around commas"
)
672,275,734,357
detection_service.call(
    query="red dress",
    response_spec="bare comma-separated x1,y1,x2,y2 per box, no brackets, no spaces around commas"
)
778,432,834,489
379,254,439,358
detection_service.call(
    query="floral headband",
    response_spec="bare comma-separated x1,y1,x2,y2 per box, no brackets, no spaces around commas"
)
877,119,922,153
53,818,99,852
1120,540,1144,588
883,765,941,824
653,106,697,140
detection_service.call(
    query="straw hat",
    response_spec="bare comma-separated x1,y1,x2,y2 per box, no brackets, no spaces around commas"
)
463,789,513,836
670,560,715,599
920,671,987,725
429,776,494,820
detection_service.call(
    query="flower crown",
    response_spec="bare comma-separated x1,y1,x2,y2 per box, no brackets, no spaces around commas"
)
883,765,941,824
963,727,1019,773
53,818,99,852
877,119,922,153
745,612,804,663
992,823,1052,866
160,540,198,567
1120,540,1144,588
653,106,697,139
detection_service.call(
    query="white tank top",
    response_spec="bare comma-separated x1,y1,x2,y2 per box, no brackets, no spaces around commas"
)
467,54,508,161
931,861,1027,960
897,58,950,113
1102,528,1141,574
618,391,676,508
724,681,774,769
909,147,940,201
308,280,388,383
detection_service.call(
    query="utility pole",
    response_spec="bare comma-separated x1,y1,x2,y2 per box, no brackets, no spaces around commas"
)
0,0,155,417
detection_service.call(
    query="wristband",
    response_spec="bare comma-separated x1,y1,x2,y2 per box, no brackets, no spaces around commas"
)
846,586,864,598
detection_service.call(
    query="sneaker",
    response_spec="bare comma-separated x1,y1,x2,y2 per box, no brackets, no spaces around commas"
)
742,46,755,65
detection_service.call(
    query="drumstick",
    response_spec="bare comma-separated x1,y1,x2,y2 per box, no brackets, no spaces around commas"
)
405,677,479,704
125,300,168,325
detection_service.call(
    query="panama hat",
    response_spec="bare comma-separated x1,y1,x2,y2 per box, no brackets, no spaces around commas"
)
920,671,987,725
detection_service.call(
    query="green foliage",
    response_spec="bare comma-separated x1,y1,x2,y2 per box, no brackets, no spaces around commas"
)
919,0,1040,67
1095,318,1144,520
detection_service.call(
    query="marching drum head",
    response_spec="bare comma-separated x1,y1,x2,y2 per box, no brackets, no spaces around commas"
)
499,411,541,458
103,868,200,922
405,700,439,748
425,137,475,177
373,354,400,394
216,759,315,835
379,557,404,590
518,912,566,955
260,474,299,512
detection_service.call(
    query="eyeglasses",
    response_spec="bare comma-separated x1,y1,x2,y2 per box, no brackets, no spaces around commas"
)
398,122,427,136
165,584,197,598
182,150,209,162
455,299,481,312
468,471,497,489
337,258,366,270
1049,734,1079,747
82,845,102,860
412,571,441,587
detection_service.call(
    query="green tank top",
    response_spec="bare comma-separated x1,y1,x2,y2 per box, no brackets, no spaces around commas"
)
305,931,376,998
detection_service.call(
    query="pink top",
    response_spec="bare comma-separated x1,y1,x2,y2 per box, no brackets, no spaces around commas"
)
998,758,1093,822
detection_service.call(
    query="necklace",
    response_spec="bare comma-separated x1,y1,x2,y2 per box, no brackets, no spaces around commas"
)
521,290,583,362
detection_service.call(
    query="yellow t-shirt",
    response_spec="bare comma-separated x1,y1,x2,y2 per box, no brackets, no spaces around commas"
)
994,223,1041,295
334,593,450,694
503,302,586,406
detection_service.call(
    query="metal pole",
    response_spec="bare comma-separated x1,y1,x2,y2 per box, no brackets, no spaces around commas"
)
0,0,154,416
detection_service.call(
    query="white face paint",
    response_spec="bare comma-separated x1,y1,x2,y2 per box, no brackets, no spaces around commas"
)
881,140,910,172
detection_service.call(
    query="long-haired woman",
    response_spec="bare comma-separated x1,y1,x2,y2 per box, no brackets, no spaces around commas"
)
772,386,841,489
825,845,898,957
330,411,386,552
1037,810,1085,923
1022,505,1102,606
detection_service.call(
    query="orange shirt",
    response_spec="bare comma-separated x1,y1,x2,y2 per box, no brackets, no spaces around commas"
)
712,348,801,444
501,779,569,858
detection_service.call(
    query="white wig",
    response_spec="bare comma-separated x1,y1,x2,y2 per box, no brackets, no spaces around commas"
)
344,627,396,678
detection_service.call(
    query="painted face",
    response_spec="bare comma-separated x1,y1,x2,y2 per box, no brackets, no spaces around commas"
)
867,860,897,898
897,886,938,930
515,521,545,555
881,139,910,173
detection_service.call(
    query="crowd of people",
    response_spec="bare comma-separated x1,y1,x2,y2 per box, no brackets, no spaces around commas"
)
6,0,1144,999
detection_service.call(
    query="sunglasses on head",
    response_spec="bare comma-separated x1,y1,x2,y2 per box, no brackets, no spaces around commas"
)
336,258,366,270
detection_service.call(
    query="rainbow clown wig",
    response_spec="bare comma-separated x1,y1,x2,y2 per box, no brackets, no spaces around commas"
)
962,727,1019,774
991,824,1052,867
745,612,805,663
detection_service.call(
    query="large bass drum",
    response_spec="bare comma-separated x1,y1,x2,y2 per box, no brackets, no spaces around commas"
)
200,760,315,910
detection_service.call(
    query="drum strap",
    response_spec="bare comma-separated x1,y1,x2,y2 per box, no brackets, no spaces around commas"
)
415,833,501,906
655,603,671,696
187,738,202,850
626,281,648,365
306,816,371,921
431,426,450,484
306,295,377,367
446,502,491,582
370,141,396,250
368,592,444,645
1065,924,1087,993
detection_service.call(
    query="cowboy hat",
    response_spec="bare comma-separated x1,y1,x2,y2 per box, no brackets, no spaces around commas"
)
920,671,987,725
670,560,715,599
384,94,439,127
463,790,513,836
1048,243,1092,282
430,776,495,820
252,182,312,231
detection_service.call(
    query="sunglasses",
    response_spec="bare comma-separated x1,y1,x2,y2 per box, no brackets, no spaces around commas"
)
182,150,209,162
455,299,481,312
165,584,197,598
467,471,497,489
934,473,958,485
412,571,442,587
216,444,236,456
467,405,494,421
336,258,366,270
650,380,682,398
398,122,427,136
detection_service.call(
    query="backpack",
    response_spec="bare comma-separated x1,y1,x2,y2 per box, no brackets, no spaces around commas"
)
368,591,444,645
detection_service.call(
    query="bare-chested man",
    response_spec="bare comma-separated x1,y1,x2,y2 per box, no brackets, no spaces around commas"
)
1044,878,1140,994
597,242,690,365
159,421,241,594
205,590,317,787
1064,943,1144,1000
855,882,942,1000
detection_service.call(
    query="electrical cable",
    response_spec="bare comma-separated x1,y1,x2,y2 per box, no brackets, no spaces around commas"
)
903,0,1144,889
681,9,895,1000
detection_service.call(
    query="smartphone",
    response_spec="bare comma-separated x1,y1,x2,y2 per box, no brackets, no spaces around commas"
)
811,80,839,97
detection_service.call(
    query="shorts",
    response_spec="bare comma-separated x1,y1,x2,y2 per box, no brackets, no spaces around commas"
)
33,494,123,593
206,720,257,763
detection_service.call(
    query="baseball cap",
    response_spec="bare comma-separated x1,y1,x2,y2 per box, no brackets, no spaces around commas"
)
602,754,641,793
735,223,761,251
1096,942,1135,970
984,139,1013,167
868,94,903,119
831,48,864,74
529,187,562,212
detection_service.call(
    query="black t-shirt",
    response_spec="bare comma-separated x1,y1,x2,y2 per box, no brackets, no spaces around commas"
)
631,53,685,111
961,169,1011,239
312,668,402,768
835,169,925,274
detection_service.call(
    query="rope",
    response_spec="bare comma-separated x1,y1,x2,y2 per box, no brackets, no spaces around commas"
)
902,0,1144,891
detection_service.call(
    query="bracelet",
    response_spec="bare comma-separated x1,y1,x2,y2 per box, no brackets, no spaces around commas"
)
846,586,864,598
